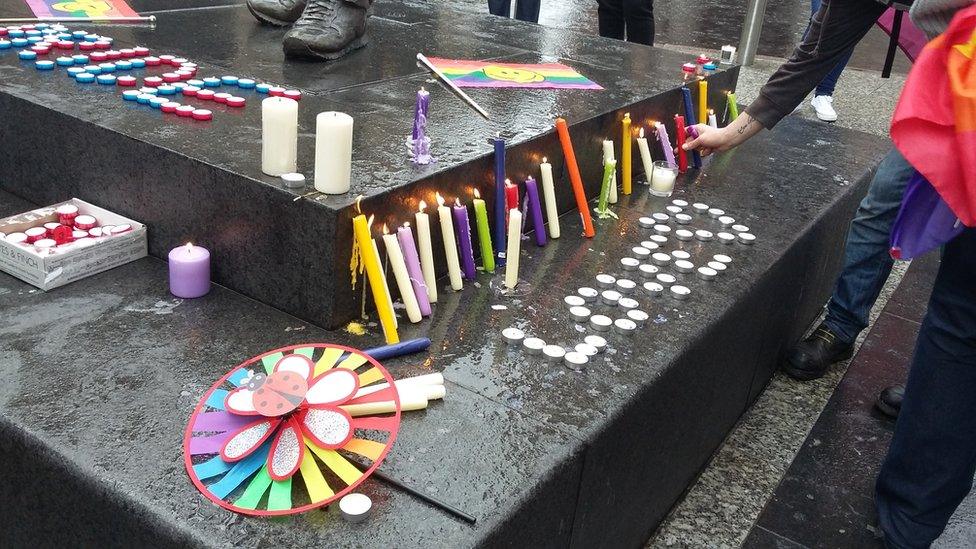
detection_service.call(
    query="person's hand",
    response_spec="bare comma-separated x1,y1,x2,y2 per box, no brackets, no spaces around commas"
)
681,112,765,157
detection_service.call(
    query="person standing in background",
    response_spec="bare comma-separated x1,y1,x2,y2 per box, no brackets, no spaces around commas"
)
597,0,655,46
488,0,541,23
806,0,856,121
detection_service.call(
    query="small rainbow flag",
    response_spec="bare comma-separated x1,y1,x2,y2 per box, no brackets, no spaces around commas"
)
426,57,603,90
25,0,139,18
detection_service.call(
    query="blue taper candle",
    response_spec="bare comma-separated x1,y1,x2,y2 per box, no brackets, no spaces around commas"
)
681,87,703,169
493,135,506,258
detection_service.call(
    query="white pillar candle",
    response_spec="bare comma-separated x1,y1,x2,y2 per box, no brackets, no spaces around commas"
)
436,193,463,291
314,111,353,194
601,139,618,204
261,97,298,176
504,208,522,289
539,157,560,238
636,128,654,184
382,229,423,324
415,201,438,303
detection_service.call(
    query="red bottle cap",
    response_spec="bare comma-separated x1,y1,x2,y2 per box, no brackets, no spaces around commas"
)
89,51,107,61
116,76,137,86
158,54,175,64
176,70,194,79
171,57,188,65
56,40,74,49
133,46,149,56
181,85,200,97
268,86,286,97
213,92,231,104
30,45,50,54
225,96,246,107
78,42,95,51
176,105,196,117
143,76,163,87
162,72,180,82
282,90,301,101
93,40,111,50
105,49,121,59
191,109,212,121
119,48,135,58
161,101,180,113
144,56,161,66
195,89,215,100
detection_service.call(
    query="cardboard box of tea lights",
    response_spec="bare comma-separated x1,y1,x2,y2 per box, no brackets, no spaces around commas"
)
0,198,147,290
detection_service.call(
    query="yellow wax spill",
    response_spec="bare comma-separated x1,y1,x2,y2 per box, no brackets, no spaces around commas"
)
349,234,362,289
345,321,367,336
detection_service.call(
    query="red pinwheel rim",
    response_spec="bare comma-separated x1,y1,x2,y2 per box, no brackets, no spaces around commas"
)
182,343,401,517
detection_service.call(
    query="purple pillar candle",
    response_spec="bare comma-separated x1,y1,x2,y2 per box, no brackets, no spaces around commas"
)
396,223,432,316
452,199,477,279
168,242,210,298
524,176,547,247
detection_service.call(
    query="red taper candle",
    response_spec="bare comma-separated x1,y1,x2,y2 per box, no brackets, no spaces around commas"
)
674,114,688,174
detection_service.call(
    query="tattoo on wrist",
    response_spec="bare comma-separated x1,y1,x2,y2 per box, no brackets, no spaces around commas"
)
736,117,753,136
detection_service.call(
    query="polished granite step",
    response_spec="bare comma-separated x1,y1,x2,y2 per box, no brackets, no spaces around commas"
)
0,0,737,329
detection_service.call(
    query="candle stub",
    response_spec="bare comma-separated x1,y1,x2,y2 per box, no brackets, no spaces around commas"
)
627,309,649,326
717,232,736,244
653,224,671,235
651,252,671,266
575,343,598,356
621,257,640,271
670,285,691,300
564,295,586,307
590,315,612,332
543,345,566,362
674,260,694,273
638,216,655,228
713,254,732,264
564,351,588,368
578,287,599,302
613,318,637,335
280,172,306,188
656,273,677,285
338,493,372,523
600,290,621,306
615,279,636,294
692,203,709,214
523,337,546,355
697,266,718,280
584,335,607,352
671,250,691,260
675,213,692,224
638,264,659,278
695,230,714,241
631,246,651,258
672,199,689,208
618,297,639,310
502,327,525,345
569,306,591,322
707,208,725,218
595,274,616,288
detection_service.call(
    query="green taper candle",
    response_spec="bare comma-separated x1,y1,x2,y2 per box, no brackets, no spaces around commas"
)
472,190,495,272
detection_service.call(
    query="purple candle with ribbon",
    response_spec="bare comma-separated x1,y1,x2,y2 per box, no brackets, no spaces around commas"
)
654,122,676,169
452,198,477,279
681,87,702,169
523,176,547,247
396,223,432,316
493,134,506,259
168,242,210,298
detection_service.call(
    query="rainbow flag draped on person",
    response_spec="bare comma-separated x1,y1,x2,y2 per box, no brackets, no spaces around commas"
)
889,4,976,259
425,58,603,89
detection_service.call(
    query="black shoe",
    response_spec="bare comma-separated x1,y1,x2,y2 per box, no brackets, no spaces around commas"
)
875,384,904,418
282,0,369,60
246,0,308,26
783,323,855,381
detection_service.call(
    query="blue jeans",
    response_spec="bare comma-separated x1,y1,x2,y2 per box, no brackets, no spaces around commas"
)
806,0,854,96
876,228,976,548
824,148,914,344
487,0,541,22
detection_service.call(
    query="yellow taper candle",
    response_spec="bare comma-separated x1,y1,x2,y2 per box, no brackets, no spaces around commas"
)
698,78,708,126
352,203,399,344
471,189,495,272
621,113,632,195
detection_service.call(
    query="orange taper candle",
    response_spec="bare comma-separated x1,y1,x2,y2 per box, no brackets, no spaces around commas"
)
554,117,595,238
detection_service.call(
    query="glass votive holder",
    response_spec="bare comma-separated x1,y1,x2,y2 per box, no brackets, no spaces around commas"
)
649,161,678,197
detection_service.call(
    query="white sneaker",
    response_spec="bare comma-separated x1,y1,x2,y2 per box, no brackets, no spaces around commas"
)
810,95,838,122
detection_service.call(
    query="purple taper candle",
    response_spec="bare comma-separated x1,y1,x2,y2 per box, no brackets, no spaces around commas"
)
396,223,432,316
523,176,547,247
411,87,429,140
452,198,477,279
168,242,210,298
654,122,677,169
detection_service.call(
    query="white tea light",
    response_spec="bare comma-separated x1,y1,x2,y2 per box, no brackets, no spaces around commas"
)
697,266,717,280
338,493,372,523
570,306,592,322
618,297,639,310
731,224,750,233
502,327,525,345
615,279,637,294
564,351,589,368
653,224,672,235
692,203,709,214
708,260,728,273
675,229,694,241
638,264,659,278
713,254,732,264
674,260,694,273
640,240,660,250
695,230,714,241
672,199,689,208
632,246,651,258
590,315,613,332
523,337,546,355
671,250,691,260
543,345,566,362
656,273,677,284
649,235,669,244
651,252,671,265
707,208,725,218
578,287,599,302
575,343,599,356
280,172,306,188
595,274,616,288
601,290,622,306
718,215,736,226
670,285,691,299
652,212,670,222
584,335,607,351
621,257,640,271
717,232,736,244
638,216,655,228
613,318,637,335
627,309,649,326
675,213,692,224
738,233,756,244
564,295,586,307
643,281,664,296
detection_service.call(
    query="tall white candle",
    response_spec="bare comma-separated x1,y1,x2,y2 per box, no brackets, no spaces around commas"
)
436,193,463,291
261,97,298,176
539,157,560,239
504,208,521,289
415,201,438,303
601,139,618,204
314,111,353,194
707,109,718,128
382,228,423,323
636,128,654,184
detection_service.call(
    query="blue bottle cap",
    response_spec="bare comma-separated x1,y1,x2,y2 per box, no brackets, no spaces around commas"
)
237,78,256,89
67,67,85,76
26,29,41,36
84,35,98,42
115,60,132,70
75,73,96,83
255,83,271,93
56,56,74,66
57,33,72,40
171,82,187,90
0,40,10,49
221,75,239,85
136,93,154,104
138,86,158,94
98,62,116,72
83,64,102,74
18,50,37,60
35,23,49,29
97,74,116,85
72,31,87,38
11,38,28,47
703,62,717,71
35,60,55,70
156,85,176,95
26,36,42,44
202,77,221,87
149,96,167,108
72,54,88,64
122,90,140,101
130,58,146,68
186,79,205,87
9,30,25,38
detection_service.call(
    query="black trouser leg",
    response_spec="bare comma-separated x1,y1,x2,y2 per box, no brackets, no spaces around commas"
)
514,0,540,22
597,0,625,40
488,0,511,17
623,0,654,45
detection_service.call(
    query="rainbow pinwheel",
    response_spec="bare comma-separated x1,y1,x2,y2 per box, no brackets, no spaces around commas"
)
183,343,401,516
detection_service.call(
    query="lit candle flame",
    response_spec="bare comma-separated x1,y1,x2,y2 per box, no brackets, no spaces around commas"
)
708,108,715,115
403,221,411,228
542,156,548,164
185,242,193,253
418,200,427,214
639,127,645,139
367,214,375,230
435,192,445,207
382,223,389,235
355,194,364,214
505,178,512,186
454,197,462,208
473,188,481,199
